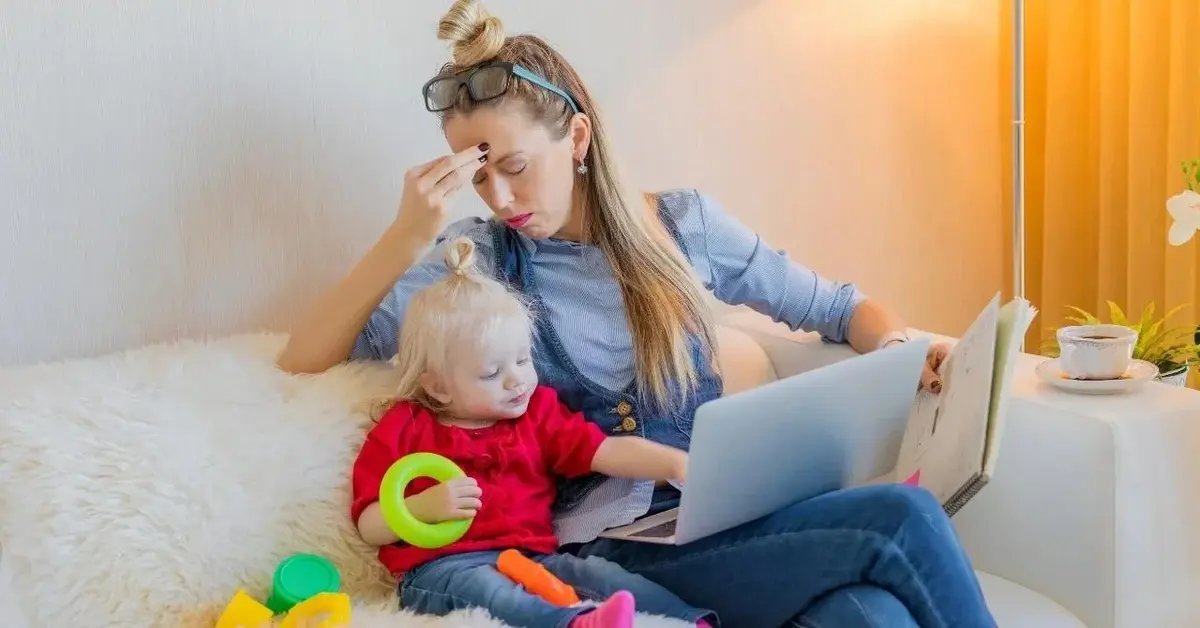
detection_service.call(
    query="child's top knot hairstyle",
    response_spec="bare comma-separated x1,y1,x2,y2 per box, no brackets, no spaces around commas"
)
442,237,476,277
390,237,533,413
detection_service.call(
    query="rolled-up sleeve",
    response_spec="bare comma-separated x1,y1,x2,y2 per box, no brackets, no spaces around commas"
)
684,191,866,343
350,218,495,361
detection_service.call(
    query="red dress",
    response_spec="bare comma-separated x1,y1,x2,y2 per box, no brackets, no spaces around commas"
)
350,385,607,576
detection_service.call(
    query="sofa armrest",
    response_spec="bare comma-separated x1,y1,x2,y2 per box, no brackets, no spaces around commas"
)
718,311,861,379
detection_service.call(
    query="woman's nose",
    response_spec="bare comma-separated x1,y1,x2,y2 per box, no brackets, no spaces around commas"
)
483,177,514,211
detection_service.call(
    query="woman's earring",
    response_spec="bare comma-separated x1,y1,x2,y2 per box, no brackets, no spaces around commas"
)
576,162,588,176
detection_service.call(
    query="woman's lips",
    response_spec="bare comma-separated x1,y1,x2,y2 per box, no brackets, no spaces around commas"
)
505,214,532,228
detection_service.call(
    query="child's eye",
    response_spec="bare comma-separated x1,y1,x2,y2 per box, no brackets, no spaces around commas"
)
481,369,500,380
517,357,531,365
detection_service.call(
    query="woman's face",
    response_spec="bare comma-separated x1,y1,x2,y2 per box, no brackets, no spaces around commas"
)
444,104,588,240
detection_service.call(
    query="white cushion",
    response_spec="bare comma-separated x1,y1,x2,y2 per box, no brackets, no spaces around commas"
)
977,571,1086,627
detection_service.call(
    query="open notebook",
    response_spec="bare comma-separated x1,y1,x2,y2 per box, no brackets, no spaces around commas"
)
893,292,1038,515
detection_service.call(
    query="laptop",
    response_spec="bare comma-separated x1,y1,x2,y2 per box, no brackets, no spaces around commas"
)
597,336,931,545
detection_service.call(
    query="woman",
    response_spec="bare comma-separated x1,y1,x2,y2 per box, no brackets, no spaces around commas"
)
279,1,996,626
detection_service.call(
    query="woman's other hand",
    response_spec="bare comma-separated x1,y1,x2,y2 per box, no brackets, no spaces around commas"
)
393,144,489,247
921,343,950,394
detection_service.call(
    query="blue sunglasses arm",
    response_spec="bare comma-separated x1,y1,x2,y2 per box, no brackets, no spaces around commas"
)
512,65,580,114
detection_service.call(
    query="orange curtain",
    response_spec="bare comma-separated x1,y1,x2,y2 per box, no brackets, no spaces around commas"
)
1004,0,1200,360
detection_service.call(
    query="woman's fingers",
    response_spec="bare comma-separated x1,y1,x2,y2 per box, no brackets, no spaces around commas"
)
407,154,448,180
418,144,489,192
920,344,950,393
428,161,478,200
920,365,941,394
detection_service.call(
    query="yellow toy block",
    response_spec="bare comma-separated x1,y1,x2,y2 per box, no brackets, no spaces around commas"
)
278,592,352,628
216,589,274,628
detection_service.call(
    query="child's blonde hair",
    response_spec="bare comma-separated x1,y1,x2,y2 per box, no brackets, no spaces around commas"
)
391,237,534,414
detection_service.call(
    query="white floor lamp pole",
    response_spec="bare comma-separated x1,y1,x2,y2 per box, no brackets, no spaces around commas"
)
1012,0,1026,303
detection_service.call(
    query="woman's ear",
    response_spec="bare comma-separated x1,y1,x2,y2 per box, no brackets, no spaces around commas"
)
568,113,592,163
419,373,452,405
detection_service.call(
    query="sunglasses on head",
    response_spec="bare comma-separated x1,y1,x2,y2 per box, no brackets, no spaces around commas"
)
422,61,580,114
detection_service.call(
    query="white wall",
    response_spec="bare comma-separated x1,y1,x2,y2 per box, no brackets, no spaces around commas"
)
0,0,1003,366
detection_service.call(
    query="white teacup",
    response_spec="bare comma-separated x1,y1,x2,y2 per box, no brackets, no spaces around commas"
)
1056,324,1137,380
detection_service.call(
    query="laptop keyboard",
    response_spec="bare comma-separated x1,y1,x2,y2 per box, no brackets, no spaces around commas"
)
635,519,677,538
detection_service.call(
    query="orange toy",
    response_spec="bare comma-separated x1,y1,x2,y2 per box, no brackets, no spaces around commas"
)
497,549,580,607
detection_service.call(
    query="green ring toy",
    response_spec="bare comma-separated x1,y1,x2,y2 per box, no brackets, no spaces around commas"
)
379,452,473,549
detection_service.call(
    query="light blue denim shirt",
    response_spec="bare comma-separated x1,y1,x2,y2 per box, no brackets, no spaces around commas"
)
352,188,866,542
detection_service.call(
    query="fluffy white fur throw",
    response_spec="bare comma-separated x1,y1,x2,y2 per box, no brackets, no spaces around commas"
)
0,334,690,628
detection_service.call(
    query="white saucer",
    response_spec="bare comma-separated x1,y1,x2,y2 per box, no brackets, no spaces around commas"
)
1035,359,1159,395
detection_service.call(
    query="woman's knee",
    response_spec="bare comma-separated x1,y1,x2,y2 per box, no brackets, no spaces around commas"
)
815,483,949,533
869,483,945,519
792,585,919,628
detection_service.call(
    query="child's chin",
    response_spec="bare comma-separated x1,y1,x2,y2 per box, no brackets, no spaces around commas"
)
499,403,530,419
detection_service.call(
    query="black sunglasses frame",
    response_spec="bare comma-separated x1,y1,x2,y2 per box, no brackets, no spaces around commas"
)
421,61,580,114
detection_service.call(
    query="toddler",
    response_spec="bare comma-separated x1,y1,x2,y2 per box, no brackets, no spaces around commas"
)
351,238,716,628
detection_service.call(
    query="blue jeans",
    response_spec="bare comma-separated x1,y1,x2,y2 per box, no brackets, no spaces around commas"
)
570,484,998,628
399,550,713,628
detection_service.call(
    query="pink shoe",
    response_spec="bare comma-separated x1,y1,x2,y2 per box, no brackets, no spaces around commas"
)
570,590,635,628
697,621,715,628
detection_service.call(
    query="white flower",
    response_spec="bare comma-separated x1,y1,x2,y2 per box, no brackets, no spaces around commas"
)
1167,190,1200,246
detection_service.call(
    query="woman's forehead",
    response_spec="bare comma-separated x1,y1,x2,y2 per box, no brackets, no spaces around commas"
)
444,106,547,153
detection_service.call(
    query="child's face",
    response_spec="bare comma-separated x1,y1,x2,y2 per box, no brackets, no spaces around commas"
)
434,317,538,420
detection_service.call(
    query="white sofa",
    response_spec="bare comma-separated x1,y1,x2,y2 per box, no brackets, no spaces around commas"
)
0,309,1182,627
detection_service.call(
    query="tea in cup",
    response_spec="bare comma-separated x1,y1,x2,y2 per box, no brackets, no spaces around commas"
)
1056,324,1137,380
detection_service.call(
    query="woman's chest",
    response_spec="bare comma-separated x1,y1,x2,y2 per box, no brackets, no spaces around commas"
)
527,252,636,391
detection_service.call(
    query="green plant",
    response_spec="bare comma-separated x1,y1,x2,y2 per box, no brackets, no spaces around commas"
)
1041,301,1200,373
1185,158,1200,192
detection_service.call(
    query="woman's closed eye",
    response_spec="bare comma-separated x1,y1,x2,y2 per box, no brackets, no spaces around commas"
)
472,163,526,186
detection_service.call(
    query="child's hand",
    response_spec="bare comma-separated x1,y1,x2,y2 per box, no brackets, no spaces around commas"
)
670,451,689,485
406,477,482,524
591,436,690,485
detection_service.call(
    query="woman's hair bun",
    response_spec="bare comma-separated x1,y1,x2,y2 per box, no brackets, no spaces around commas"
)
442,237,477,276
437,0,506,68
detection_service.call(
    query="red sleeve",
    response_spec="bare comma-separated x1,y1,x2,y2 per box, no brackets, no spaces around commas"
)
530,386,607,478
350,403,412,523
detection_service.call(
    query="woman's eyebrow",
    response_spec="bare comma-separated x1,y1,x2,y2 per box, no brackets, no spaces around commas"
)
493,150,524,164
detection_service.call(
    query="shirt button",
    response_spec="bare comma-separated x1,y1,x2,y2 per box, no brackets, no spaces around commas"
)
613,416,638,433
614,401,633,417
